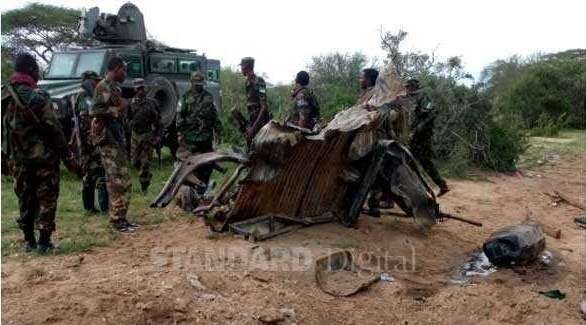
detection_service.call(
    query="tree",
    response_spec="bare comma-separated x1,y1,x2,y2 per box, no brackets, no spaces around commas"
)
1,3,89,64
308,52,370,119
380,29,526,172
482,51,586,129
1,47,15,82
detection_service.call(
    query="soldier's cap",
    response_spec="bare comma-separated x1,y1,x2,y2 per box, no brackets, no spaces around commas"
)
405,78,420,88
190,71,206,85
239,57,255,67
81,70,102,81
133,78,146,89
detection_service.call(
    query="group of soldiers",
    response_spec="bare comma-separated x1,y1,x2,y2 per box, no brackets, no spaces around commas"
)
3,52,448,253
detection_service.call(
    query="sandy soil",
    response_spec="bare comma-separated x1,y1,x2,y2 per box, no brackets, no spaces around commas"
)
2,154,585,324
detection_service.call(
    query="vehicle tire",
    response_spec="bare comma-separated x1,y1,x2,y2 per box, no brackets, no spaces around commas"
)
145,74,178,128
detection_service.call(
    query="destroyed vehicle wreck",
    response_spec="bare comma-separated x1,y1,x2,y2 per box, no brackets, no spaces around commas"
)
152,70,461,240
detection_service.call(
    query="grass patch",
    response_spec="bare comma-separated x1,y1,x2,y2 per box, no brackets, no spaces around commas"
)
0,148,202,257
517,129,585,169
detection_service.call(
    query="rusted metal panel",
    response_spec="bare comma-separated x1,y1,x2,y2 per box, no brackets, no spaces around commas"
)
228,106,380,224
151,151,247,208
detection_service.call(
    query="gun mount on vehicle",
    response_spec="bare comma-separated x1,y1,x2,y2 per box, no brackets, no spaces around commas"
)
39,2,221,156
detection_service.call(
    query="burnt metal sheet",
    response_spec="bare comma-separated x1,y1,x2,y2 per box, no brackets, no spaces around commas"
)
226,106,379,225
151,151,247,208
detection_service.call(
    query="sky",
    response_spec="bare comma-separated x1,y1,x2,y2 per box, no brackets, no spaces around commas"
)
1,0,585,84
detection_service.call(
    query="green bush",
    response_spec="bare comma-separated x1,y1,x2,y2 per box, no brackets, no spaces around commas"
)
482,119,528,171
483,50,586,130
531,112,567,137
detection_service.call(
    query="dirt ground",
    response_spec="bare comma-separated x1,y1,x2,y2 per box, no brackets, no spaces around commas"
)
2,152,585,324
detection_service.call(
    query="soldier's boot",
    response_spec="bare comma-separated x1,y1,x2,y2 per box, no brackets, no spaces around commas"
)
111,219,139,233
82,185,98,213
111,219,135,233
97,178,109,213
37,230,55,253
22,227,37,252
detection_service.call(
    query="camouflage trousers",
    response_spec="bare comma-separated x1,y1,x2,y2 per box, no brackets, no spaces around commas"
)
131,136,154,188
13,163,60,233
98,143,131,221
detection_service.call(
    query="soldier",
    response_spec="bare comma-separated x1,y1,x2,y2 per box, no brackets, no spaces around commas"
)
239,57,270,144
90,56,137,233
130,78,162,194
357,68,379,105
176,71,222,187
76,71,109,214
287,71,320,130
3,53,69,252
355,68,396,216
403,79,450,196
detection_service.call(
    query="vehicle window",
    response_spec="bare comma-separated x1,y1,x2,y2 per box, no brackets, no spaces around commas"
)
178,60,200,74
75,52,105,76
150,57,176,73
124,56,143,77
47,53,78,77
207,69,219,82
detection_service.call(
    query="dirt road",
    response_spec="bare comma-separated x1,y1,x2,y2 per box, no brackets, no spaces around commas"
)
2,153,584,324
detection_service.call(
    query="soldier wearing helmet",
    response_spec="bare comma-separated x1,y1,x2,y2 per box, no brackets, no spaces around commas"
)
130,78,162,194
403,78,450,197
176,71,222,189
239,57,270,144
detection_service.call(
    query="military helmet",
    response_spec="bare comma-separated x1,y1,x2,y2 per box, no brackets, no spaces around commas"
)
239,57,255,68
190,71,206,85
81,70,101,81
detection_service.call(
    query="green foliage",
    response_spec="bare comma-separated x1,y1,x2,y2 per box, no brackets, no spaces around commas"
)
308,52,369,119
268,84,293,122
1,47,14,83
531,112,567,137
381,29,527,173
0,149,190,256
1,3,89,64
217,67,246,147
482,119,528,171
483,51,586,129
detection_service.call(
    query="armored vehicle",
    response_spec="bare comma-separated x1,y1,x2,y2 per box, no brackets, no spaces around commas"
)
38,2,221,156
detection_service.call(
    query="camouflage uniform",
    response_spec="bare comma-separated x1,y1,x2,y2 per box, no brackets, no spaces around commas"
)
244,74,270,141
287,85,320,130
76,87,109,212
404,90,447,190
90,75,132,222
130,92,162,191
3,73,67,245
176,73,222,185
